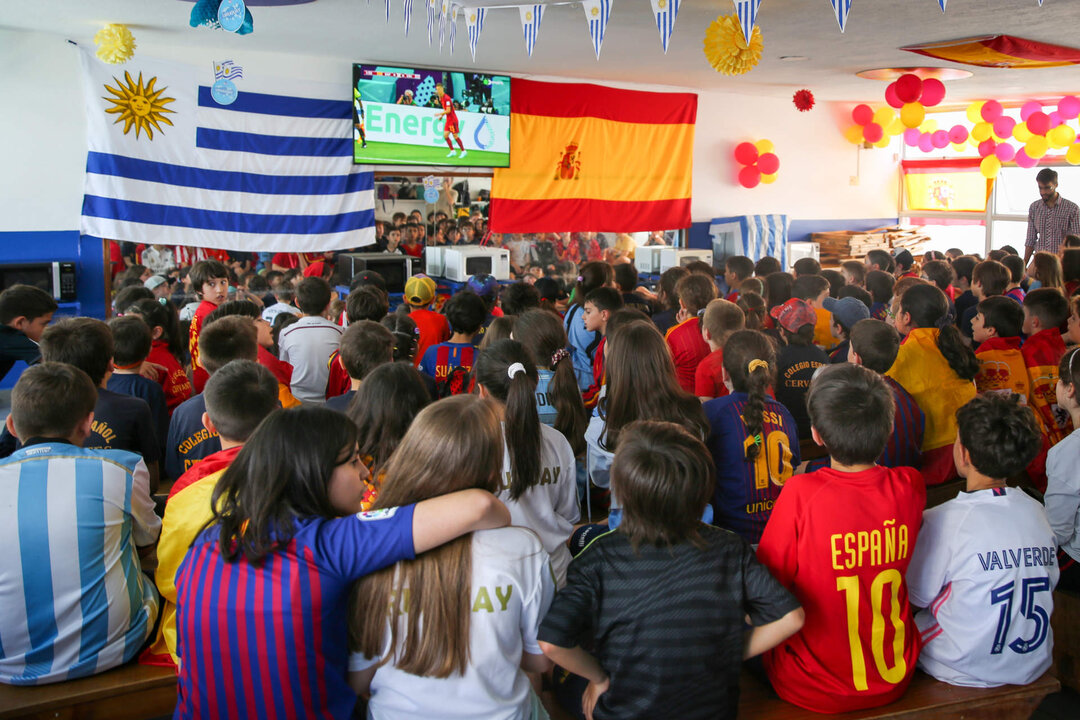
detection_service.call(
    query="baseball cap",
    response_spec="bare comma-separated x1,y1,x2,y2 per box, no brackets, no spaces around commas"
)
770,298,817,333
467,273,499,298
404,274,437,306
823,296,870,329
534,277,567,303
144,275,169,291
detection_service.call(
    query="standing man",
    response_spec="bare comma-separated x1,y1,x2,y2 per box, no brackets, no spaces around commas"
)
435,82,466,159
353,88,367,149
1025,168,1080,262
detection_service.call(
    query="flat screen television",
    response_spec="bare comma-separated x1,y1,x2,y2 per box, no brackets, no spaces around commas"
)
353,64,510,168
338,253,415,294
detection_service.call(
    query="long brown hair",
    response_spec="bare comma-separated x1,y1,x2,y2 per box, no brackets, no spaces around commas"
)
350,395,503,678
599,321,707,451
1032,251,1065,292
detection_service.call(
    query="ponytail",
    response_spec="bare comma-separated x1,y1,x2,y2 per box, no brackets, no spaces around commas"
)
937,325,979,381
901,283,978,381
473,340,543,501
549,349,587,455
722,330,778,462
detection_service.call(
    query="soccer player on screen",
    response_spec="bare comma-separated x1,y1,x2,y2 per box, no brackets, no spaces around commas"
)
353,88,367,149
436,82,466,159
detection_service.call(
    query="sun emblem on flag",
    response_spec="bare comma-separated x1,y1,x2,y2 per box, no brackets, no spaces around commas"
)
102,71,175,140
591,6,599,16
525,11,532,20
658,0,666,7
470,12,476,21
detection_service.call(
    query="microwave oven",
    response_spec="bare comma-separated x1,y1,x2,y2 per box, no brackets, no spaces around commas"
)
0,262,76,301
658,248,713,273
634,246,665,274
442,247,511,282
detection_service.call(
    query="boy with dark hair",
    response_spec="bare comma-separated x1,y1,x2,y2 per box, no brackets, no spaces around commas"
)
865,270,895,321
325,321,394,414
907,394,1053,688
345,285,389,324
758,363,925,713
723,255,755,302
153,360,279,666
164,316,258,481
822,295,870,363
754,256,782,277
792,256,822,277
841,260,866,288
0,363,160,684
793,274,834,350
893,249,917,278
581,287,625,409
1021,288,1073,488
0,284,56,383
971,296,1029,398
107,316,168,457
695,299,745,401
278,277,342,404
613,263,651,315
666,273,716,393
865,249,895,274
187,259,230,394
539,420,804,719
499,282,541,317
837,284,873,309
418,291,486,384
651,266,690,335
961,259,1011,339
205,300,299,409
261,281,300,324
403,274,451,364
951,255,978,323
1001,254,1027,303
921,259,956,296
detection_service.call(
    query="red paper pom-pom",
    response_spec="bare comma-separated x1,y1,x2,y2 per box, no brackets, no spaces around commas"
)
793,89,815,112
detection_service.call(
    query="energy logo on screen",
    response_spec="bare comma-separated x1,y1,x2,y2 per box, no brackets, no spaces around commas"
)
473,116,495,150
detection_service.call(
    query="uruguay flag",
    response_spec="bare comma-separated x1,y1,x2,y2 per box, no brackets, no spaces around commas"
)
79,48,374,252
582,0,612,60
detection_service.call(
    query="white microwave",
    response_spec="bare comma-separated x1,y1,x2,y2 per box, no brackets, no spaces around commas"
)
424,246,446,278
634,246,665,275
442,247,511,282
658,248,713,273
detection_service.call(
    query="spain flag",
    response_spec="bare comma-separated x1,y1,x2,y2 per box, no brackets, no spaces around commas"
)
903,35,1080,69
490,79,696,232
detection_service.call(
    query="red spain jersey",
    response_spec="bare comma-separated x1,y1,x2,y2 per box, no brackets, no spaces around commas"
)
440,94,459,133
758,466,926,713
665,317,710,394
188,300,218,394
148,341,191,414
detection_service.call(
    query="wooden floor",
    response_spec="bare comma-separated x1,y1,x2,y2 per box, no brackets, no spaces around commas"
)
0,663,176,720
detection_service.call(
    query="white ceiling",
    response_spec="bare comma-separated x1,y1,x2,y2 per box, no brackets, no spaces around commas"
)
4,0,1080,103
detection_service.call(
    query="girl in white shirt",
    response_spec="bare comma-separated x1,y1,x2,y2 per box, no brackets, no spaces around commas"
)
1045,346,1080,592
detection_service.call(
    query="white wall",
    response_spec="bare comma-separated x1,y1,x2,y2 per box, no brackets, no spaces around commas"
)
0,27,899,233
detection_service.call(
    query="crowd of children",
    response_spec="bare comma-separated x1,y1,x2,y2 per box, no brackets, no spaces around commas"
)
2,235,1080,720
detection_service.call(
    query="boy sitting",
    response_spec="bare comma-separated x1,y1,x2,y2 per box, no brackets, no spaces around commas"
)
0,363,160,684
107,315,169,458
841,260,866,288
0,284,56,384
823,295,870,364
539,420,804,719
260,281,301,324
972,296,1030,398
665,273,716,393
581,287,624,409
1022,288,1073,488
961,259,1010,340
278,276,343,404
792,274,835,351
951,256,978,323
1002,255,1027,304
419,291,486,392
758,363,925,713
771,298,829,441
187,259,231,393
907,393,1054,688
403,274,451,364
694,299,745,401
327,286,391,399
723,255,755,302
865,270,895,321
325,321,394,413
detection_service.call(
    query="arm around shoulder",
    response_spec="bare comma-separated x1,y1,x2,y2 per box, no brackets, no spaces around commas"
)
411,488,510,554
743,607,804,659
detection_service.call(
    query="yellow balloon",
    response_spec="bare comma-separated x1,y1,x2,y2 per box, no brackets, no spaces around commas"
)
980,155,1002,179
1013,123,1032,142
1026,135,1049,158
874,137,890,148
843,125,865,144
873,107,895,128
1067,143,1080,166
755,139,775,154
951,143,967,152
760,173,778,184
966,101,985,124
922,119,938,133
971,122,992,142
900,102,925,129
1049,125,1076,148
886,117,905,136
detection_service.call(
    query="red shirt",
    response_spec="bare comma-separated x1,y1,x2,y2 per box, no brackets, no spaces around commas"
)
167,445,243,501
440,94,458,123
409,307,451,366
758,465,926,713
582,336,606,410
694,348,729,399
189,300,218,394
665,317,710,394
148,340,192,414
325,350,351,400
271,252,300,269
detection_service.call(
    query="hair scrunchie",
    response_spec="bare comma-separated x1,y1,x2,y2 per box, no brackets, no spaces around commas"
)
748,359,769,373
507,362,527,379
551,348,571,366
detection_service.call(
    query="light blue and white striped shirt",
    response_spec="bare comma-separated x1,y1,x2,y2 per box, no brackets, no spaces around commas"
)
0,442,160,685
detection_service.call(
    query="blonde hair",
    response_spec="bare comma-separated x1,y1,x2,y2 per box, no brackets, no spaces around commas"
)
350,395,503,677
701,298,745,344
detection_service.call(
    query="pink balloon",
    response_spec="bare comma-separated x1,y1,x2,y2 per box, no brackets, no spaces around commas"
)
1021,101,1042,121
948,124,969,144
981,100,1004,122
918,134,934,153
978,139,997,157
1049,111,1064,128
904,128,922,146
931,130,949,149
757,153,780,175
885,82,903,109
852,104,874,126
863,123,884,143
992,116,1016,138
734,142,758,165
995,143,1016,162
920,78,946,107
1027,111,1050,135
738,166,761,189
895,74,923,104
1059,95,1080,120
1015,149,1038,168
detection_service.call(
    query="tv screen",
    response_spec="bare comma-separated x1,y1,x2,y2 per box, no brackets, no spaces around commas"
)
362,257,410,294
352,64,510,168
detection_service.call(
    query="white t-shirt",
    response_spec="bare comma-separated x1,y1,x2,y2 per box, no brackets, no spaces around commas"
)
261,301,301,325
1045,427,1080,563
585,413,619,512
907,487,1059,688
277,315,342,403
352,527,554,720
498,423,578,586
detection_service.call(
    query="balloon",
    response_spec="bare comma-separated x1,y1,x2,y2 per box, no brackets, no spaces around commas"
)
1067,143,1080,166
971,122,993,142
931,130,949,149
1027,111,1050,136
981,100,1004,122
980,156,1002,179
920,119,939,133
872,107,895,127
886,117,906,136
951,143,968,153
920,78,946,107
948,124,969,144
874,137,890,148
1015,149,1038,168
760,173,778,184
994,143,1016,162
884,82,903,109
895,73,923,104
757,152,780,174
992,116,1016,140
1026,135,1049,158
978,139,996,158
852,104,874,126
903,128,921,146
900,102,925,129
862,123,884,143
966,101,984,124
734,142,759,165
1049,111,1064,128
1013,122,1032,142
843,125,865,144
1059,95,1080,120
918,134,934,153
738,166,761,188
1050,124,1077,147
755,138,775,154
1021,101,1042,121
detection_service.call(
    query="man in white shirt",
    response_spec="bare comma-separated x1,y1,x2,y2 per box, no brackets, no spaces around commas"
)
278,277,342,403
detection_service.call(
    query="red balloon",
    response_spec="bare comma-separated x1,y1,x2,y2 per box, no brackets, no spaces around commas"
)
757,153,780,174
738,166,761,189
1015,149,1038,169
862,123,884,143
948,124,969,144
884,82,903,109
852,104,874,126
995,143,1016,162
981,100,1004,123
978,139,996,158
1027,111,1050,135
895,73,923,104
931,130,949,149
734,142,758,165
920,78,946,107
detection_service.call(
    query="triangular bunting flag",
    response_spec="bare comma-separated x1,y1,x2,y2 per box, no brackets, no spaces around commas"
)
385,0,390,22
937,0,946,11
465,7,485,61
519,5,544,57
439,0,449,50
582,0,613,60
732,0,760,48
450,6,459,53
830,0,851,32
426,0,435,45
650,0,681,54
403,0,413,36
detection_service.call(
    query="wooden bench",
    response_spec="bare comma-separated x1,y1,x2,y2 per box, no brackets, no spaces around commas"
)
0,663,176,720
738,668,1059,720
1052,588,1080,693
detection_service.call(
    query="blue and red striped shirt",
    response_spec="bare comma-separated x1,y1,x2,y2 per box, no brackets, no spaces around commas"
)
882,376,925,470
418,341,476,381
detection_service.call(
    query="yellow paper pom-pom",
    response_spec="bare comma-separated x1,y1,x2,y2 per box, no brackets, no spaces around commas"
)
703,14,762,76
94,24,136,65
